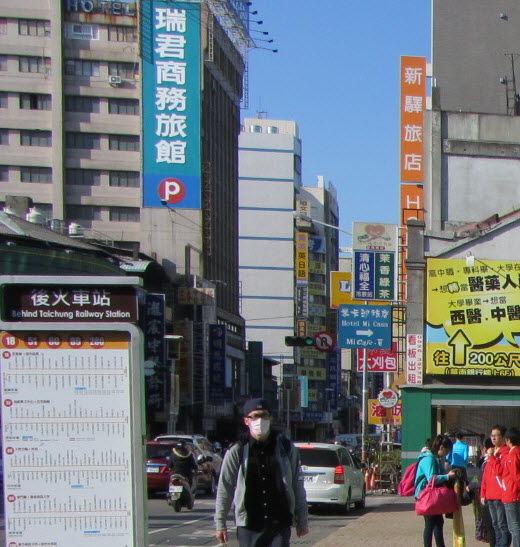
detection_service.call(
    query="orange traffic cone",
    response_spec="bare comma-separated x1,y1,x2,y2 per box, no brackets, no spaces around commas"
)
364,469,371,491
370,466,377,490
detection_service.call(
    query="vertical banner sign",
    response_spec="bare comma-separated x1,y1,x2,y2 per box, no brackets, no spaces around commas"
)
400,56,426,182
298,375,309,408
295,231,308,283
140,293,165,411
353,223,397,301
327,349,340,411
174,319,193,405
400,184,425,281
142,1,201,208
406,333,423,384
247,341,263,398
208,323,228,403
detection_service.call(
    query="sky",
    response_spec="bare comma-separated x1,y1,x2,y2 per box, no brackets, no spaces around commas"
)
241,1,431,247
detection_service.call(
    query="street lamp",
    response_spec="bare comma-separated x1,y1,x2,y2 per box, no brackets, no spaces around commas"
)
292,211,352,236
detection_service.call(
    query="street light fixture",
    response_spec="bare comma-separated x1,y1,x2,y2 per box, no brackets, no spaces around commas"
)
292,211,352,236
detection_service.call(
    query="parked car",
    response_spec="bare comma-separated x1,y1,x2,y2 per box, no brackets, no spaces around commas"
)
295,442,366,513
154,434,222,480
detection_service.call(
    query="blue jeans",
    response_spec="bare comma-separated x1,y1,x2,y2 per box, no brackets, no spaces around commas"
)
488,499,511,547
505,502,520,547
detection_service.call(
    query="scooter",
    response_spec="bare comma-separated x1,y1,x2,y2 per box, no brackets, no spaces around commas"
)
167,473,195,512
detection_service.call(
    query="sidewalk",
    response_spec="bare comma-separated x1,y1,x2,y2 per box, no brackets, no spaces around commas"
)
315,495,483,547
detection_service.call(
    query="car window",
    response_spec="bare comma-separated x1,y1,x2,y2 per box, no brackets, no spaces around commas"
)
146,445,173,459
199,439,213,451
340,449,353,467
298,448,340,467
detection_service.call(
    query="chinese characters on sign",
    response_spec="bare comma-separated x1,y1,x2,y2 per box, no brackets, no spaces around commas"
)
295,231,308,283
368,399,402,425
338,304,392,349
406,333,423,385
208,324,230,403
142,1,201,208
357,342,398,372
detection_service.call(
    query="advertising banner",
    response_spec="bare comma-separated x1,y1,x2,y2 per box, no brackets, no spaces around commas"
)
357,342,398,372
295,232,308,282
368,399,402,425
407,333,423,384
208,323,229,402
142,1,201,208
426,258,520,377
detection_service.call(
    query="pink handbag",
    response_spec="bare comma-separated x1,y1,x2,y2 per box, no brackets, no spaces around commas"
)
415,476,460,516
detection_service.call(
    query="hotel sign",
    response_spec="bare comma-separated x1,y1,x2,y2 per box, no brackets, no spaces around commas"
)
65,0,137,16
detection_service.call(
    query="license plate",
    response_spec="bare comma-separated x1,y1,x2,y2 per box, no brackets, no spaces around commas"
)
146,467,160,473
303,475,315,483
169,485,183,493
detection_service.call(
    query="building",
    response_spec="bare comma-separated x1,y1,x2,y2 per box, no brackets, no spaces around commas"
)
0,0,250,437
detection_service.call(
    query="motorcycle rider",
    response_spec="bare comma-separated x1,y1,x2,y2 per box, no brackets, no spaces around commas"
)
168,441,199,509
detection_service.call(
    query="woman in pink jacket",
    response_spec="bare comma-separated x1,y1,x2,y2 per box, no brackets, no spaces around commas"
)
502,427,520,547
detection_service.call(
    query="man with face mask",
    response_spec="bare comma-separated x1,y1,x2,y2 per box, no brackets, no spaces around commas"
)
214,398,309,546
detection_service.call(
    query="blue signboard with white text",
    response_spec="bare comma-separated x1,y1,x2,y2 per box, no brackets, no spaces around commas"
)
338,304,392,349
141,1,201,209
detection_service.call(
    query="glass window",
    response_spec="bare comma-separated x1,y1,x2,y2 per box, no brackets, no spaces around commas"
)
64,60,100,77
65,95,100,113
66,205,102,221
109,135,139,152
20,166,52,183
298,448,340,467
20,130,52,147
107,25,137,42
250,125,262,133
0,56,6,71
108,98,139,115
108,62,138,79
65,23,98,40
267,126,279,134
65,132,101,150
0,130,8,145
109,171,140,187
0,92,7,108
19,56,50,74
0,19,7,35
0,165,8,181
18,19,50,37
109,207,140,222
65,169,101,186
19,93,51,110
340,450,353,467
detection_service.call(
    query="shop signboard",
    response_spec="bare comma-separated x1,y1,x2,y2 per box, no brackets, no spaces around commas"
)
357,342,398,372
368,399,402,425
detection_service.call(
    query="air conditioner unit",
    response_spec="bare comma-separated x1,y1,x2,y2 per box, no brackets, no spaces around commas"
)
109,75,122,85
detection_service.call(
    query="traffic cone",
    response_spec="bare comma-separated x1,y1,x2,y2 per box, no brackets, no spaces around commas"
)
370,466,377,490
364,469,371,491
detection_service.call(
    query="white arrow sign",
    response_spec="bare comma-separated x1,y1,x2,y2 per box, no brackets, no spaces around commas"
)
356,329,374,337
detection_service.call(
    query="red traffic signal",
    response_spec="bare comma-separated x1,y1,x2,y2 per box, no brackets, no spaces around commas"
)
284,336,315,347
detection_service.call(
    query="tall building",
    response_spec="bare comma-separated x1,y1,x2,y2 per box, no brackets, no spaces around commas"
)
0,0,249,436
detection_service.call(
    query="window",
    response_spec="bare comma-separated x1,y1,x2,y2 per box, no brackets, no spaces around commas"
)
108,62,138,79
19,93,51,110
0,19,7,35
19,56,50,74
66,205,102,221
108,98,139,115
65,23,98,40
65,95,100,113
64,60,99,77
20,130,52,147
109,135,139,151
267,126,279,134
0,92,7,108
0,56,6,71
109,207,140,222
298,449,340,468
0,130,8,145
109,171,140,187
108,25,137,42
20,166,52,183
0,166,8,181
18,19,50,37
65,169,101,186
250,125,262,133
65,132,101,150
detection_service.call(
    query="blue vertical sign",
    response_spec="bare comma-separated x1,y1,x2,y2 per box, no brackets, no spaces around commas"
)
208,324,229,403
142,1,201,208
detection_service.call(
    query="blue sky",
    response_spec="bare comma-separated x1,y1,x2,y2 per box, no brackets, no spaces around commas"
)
242,1,431,247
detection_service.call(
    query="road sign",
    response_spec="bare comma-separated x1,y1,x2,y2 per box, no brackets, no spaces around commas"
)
338,304,392,349
313,331,336,353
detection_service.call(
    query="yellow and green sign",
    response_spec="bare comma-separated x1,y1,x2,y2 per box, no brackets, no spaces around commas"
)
426,258,520,377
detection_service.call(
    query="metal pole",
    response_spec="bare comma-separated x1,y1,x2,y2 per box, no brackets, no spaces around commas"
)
361,347,368,462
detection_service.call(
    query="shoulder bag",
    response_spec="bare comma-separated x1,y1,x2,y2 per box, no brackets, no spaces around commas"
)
415,475,460,516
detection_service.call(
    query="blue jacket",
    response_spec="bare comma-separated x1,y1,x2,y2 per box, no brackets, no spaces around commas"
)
447,440,469,468
414,449,450,498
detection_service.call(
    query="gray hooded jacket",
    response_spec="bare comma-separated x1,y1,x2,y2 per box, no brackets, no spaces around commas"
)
214,434,308,531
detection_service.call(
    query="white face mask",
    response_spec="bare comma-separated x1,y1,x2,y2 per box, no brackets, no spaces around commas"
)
248,417,270,437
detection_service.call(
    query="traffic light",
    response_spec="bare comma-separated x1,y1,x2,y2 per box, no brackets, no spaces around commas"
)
285,335,315,347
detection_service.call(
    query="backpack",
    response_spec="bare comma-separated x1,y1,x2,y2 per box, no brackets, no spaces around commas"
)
397,461,418,496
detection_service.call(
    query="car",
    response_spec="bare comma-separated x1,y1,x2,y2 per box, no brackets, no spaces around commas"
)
154,434,222,480
295,442,366,513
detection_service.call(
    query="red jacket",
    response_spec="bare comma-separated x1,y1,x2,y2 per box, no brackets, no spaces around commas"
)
501,445,520,503
481,444,509,501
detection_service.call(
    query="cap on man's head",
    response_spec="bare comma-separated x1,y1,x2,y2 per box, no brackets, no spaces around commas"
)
243,398,270,417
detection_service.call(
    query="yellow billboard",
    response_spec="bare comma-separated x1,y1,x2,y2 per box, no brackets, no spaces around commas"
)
368,400,402,425
295,232,308,282
426,258,520,377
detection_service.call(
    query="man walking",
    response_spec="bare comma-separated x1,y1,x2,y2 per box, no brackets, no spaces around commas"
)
481,425,511,546
214,398,309,546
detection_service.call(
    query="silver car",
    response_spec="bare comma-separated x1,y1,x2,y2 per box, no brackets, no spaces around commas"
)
295,442,366,513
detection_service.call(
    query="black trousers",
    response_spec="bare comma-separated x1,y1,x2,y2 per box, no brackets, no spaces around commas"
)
237,526,291,547
423,514,445,547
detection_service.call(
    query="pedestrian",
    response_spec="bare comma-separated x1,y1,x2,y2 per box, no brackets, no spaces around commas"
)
481,425,511,547
502,427,520,546
414,434,457,547
447,432,469,483
473,437,496,545
214,398,309,546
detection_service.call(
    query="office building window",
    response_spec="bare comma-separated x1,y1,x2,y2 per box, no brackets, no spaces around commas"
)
20,130,52,147
0,92,7,108
64,59,100,77
108,98,139,115
20,166,52,183
19,56,50,74
0,19,7,35
109,207,140,222
19,93,51,110
0,166,8,181
109,135,139,151
108,25,137,42
65,132,101,150
18,19,50,37
65,169,101,186
250,125,262,133
0,56,6,71
66,205,102,221
108,62,138,79
65,95,100,113
65,23,98,40
109,171,140,187
0,130,8,145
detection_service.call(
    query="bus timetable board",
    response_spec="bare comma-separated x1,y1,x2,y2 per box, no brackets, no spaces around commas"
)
1,329,143,546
